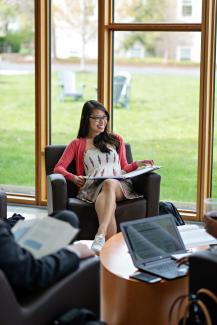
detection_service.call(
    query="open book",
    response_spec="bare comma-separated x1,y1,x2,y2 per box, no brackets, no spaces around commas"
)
177,224,217,249
12,217,79,259
85,165,160,180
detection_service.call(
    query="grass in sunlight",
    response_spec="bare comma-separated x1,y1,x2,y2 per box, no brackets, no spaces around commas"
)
1,70,213,207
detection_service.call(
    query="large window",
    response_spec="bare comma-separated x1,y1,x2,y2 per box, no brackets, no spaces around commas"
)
113,31,200,210
50,0,98,144
0,0,35,196
1,0,217,220
98,0,217,220
109,0,202,212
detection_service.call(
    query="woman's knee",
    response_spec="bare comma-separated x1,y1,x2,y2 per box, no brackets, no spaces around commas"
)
102,179,118,191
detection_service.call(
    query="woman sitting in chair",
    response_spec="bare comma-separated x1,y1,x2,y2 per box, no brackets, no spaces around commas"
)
54,100,154,253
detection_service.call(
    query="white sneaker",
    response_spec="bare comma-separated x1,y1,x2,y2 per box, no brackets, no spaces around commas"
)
91,234,105,253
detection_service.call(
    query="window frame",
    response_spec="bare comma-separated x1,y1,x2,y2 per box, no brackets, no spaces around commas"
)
7,0,49,206
7,0,217,223
98,0,217,221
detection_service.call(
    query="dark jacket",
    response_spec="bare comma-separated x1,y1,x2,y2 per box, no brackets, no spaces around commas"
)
0,220,79,292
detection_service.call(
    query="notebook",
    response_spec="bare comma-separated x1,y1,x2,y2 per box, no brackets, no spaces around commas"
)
120,214,189,280
84,165,160,180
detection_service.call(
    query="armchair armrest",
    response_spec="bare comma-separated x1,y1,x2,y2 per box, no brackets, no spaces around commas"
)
189,250,217,293
0,257,100,325
22,257,99,319
132,172,161,217
47,174,68,215
0,192,7,220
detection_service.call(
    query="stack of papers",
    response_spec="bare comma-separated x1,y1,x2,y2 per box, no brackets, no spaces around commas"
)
177,224,217,249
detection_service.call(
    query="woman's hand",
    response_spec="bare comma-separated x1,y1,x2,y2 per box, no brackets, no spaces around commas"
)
136,160,155,168
176,256,189,266
72,175,86,187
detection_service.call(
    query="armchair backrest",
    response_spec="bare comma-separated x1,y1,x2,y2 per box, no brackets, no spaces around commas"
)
45,143,133,198
45,145,77,197
45,143,133,176
0,192,7,220
45,145,75,176
0,269,21,325
125,143,133,163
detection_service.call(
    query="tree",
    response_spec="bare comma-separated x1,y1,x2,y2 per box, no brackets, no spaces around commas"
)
0,0,19,35
53,0,97,70
0,0,34,54
116,0,166,57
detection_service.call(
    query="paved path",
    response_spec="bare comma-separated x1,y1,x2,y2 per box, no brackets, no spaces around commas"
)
0,60,200,76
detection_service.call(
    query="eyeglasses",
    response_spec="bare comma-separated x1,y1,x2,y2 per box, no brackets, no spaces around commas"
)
89,115,108,122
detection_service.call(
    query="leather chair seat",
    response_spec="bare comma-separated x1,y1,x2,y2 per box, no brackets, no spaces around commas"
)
68,196,147,239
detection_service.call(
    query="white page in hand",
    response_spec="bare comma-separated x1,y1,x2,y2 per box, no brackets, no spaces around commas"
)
122,165,160,179
85,165,160,180
12,217,79,258
12,219,39,241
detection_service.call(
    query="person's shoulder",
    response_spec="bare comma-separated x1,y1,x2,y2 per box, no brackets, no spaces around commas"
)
67,138,86,147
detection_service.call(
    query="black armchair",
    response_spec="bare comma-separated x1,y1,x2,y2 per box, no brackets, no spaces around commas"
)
189,250,217,293
0,258,99,325
0,191,100,325
45,143,161,240
189,250,217,324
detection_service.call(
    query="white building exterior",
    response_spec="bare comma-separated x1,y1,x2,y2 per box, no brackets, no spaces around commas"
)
54,0,202,63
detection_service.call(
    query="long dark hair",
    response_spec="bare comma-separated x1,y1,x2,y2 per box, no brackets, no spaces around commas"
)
77,100,120,153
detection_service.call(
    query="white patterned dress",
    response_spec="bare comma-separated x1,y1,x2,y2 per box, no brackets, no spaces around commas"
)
77,147,142,203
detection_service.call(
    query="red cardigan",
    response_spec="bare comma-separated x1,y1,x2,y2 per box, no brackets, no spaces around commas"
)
54,134,138,181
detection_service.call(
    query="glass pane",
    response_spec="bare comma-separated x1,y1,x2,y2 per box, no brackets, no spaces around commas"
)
211,27,217,197
51,0,98,144
0,0,35,195
113,31,201,211
113,0,202,24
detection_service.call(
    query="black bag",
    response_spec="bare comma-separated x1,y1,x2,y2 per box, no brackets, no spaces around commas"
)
5,213,25,228
169,288,217,325
159,201,185,226
53,308,106,325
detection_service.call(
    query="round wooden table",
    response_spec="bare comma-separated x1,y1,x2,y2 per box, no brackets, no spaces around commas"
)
100,232,189,325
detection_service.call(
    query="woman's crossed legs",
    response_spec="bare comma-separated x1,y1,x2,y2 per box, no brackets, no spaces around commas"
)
91,179,124,253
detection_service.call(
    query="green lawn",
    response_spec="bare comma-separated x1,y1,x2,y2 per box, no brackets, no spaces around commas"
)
0,71,217,205
0,74,35,189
